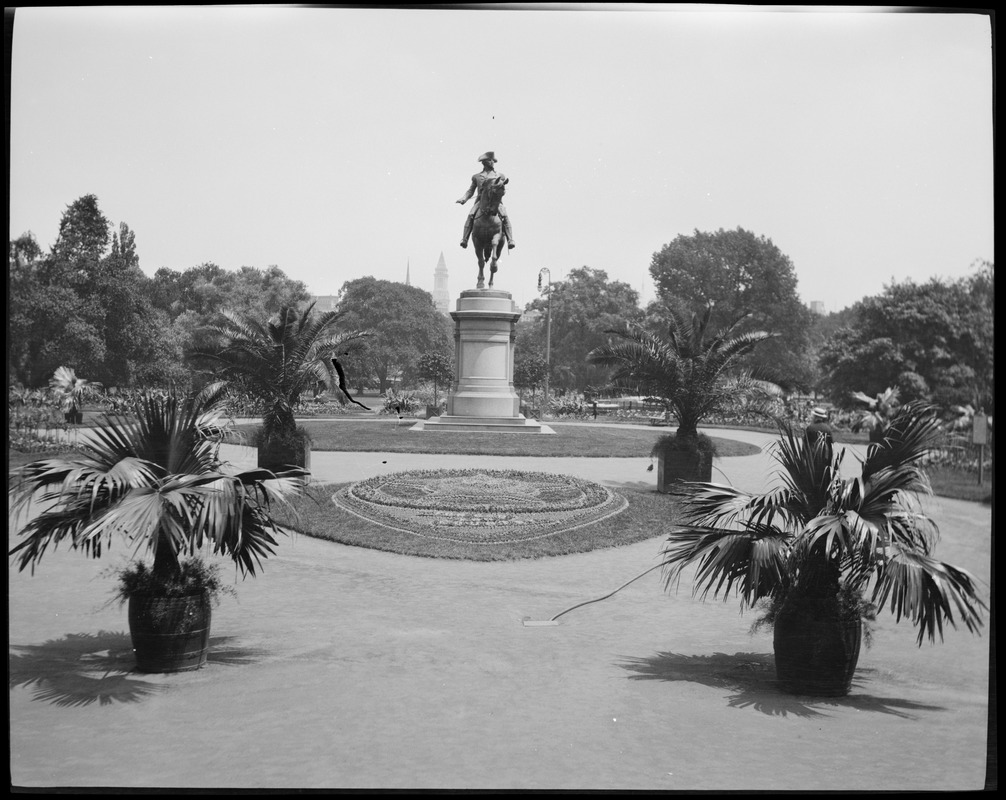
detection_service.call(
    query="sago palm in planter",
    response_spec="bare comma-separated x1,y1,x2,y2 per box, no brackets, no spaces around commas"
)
8,384,306,673
198,302,369,474
588,305,775,489
660,402,987,696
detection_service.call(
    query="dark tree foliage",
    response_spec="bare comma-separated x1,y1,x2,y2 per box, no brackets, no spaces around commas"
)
145,263,313,377
818,263,994,412
514,350,548,396
335,277,453,393
415,351,454,406
523,267,643,392
147,263,311,321
48,194,110,271
9,197,183,388
648,228,815,391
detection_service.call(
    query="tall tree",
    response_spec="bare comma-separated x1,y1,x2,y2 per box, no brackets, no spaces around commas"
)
85,221,178,386
524,267,643,392
10,199,172,387
48,194,111,271
335,277,452,393
8,233,84,385
649,228,815,390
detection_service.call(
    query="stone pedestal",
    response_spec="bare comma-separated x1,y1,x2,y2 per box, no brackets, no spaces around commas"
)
416,288,553,434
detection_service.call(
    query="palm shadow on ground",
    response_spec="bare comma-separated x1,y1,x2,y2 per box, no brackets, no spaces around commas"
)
619,651,947,719
9,631,269,707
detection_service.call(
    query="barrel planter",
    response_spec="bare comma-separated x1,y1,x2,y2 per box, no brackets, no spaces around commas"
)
128,590,212,673
257,438,311,474
772,597,863,697
657,448,713,491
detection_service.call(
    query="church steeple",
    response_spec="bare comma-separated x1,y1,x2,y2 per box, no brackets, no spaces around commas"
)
406,259,411,286
433,252,450,315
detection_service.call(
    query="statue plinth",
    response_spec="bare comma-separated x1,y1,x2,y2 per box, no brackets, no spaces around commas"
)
414,288,553,434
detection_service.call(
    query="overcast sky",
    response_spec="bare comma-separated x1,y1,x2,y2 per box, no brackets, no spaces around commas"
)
8,5,994,312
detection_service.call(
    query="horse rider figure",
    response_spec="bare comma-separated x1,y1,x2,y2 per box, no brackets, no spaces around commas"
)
457,151,516,250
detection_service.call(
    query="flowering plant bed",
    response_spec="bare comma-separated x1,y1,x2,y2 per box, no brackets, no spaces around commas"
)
334,469,628,545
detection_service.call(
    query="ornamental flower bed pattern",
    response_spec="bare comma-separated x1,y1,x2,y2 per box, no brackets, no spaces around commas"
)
333,469,628,544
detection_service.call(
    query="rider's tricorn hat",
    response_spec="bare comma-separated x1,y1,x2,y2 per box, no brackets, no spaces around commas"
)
477,151,497,163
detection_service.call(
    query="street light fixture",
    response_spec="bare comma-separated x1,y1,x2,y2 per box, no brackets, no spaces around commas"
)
537,268,552,420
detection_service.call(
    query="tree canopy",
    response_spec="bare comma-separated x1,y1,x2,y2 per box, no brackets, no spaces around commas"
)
9,196,319,390
648,228,815,390
146,263,313,377
523,266,643,393
415,351,454,406
335,277,453,393
818,262,994,411
9,197,183,388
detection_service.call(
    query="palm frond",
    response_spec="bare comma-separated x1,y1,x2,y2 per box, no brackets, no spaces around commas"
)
861,402,942,482
871,546,987,645
676,481,803,532
770,424,841,525
661,523,791,608
647,385,987,646
9,386,304,579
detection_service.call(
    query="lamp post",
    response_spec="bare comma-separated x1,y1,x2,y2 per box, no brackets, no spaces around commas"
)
537,268,552,420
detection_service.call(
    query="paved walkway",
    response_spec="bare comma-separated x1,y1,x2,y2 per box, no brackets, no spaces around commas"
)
8,427,993,790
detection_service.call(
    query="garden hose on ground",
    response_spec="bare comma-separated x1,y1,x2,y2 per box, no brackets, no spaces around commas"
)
522,563,665,627
522,465,734,627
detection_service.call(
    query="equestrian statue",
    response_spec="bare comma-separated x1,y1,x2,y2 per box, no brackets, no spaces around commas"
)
457,151,515,289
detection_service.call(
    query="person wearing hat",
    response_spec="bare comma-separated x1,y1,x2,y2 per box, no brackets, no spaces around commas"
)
457,151,515,250
805,406,835,456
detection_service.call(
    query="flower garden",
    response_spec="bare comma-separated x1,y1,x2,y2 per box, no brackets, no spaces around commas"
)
333,468,628,545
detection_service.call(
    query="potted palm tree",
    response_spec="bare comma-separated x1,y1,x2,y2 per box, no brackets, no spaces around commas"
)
197,303,369,474
659,402,987,696
587,304,775,489
49,365,103,425
8,383,306,673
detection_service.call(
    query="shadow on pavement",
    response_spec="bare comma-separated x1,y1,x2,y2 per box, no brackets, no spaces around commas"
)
619,651,948,719
9,632,268,707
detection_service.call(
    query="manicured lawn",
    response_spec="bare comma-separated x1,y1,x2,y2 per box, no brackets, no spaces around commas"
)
232,419,761,459
275,482,679,561
925,465,994,504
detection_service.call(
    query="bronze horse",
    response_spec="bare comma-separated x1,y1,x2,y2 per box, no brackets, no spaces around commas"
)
471,175,509,288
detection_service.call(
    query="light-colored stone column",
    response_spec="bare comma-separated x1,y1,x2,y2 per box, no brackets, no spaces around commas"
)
447,288,520,417
418,288,552,433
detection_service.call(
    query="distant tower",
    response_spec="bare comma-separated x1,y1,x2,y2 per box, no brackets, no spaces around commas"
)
433,252,451,315
810,300,826,316
406,260,411,286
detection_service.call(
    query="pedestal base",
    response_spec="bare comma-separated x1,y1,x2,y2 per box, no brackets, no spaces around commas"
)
413,414,555,434
419,287,555,434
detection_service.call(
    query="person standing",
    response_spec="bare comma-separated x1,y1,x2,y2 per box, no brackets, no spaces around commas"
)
805,406,835,458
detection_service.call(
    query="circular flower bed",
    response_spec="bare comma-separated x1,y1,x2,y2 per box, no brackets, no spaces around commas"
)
333,469,628,544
